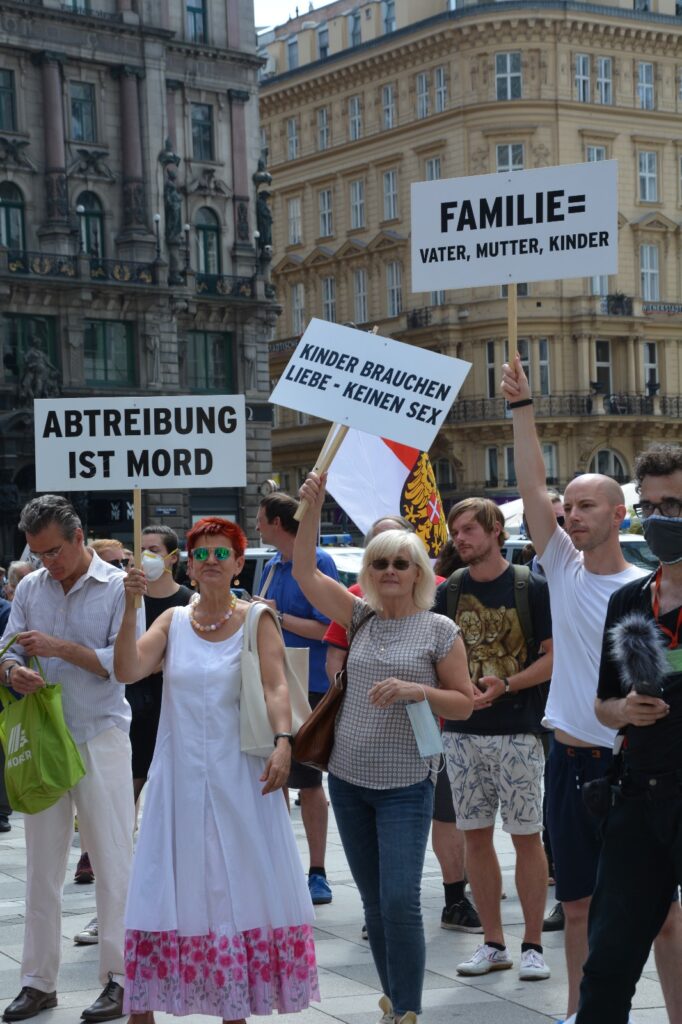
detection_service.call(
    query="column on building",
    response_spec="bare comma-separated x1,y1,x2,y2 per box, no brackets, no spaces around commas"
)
228,89,252,263
575,333,590,392
32,52,69,246
226,0,241,48
112,65,153,251
626,334,638,394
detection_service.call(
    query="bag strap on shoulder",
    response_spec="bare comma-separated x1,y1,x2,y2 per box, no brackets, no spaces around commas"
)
445,567,468,621
510,563,537,662
244,600,282,655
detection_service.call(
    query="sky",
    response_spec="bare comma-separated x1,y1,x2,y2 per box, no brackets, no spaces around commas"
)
253,0,330,32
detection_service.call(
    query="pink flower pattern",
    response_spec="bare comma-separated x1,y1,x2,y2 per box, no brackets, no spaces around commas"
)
124,924,319,1018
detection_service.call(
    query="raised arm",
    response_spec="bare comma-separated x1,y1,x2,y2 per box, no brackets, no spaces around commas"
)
292,472,356,629
113,569,171,683
500,352,558,557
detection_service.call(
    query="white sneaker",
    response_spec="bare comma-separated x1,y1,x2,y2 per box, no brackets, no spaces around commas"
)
519,948,550,980
73,917,98,945
377,995,393,1024
456,943,513,975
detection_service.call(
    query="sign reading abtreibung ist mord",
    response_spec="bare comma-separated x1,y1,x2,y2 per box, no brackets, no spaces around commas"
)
269,319,471,451
34,396,246,491
411,160,618,291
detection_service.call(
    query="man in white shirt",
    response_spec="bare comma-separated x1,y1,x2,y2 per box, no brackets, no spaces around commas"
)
501,355,682,1023
0,495,140,1024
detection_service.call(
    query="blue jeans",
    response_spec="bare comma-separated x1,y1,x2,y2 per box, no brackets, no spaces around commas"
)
328,773,434,1016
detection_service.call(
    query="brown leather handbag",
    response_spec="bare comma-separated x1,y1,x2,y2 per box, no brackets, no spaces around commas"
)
292,610,374,771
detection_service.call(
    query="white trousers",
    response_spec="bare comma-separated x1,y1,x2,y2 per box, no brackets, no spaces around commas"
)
22,726,134,993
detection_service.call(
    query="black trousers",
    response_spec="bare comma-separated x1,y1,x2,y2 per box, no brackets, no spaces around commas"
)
576,781,682,1023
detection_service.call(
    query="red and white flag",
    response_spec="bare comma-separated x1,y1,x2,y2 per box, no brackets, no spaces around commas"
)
326,428,448,557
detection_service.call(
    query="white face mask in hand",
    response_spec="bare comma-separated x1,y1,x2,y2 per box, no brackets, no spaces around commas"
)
406,687,443,758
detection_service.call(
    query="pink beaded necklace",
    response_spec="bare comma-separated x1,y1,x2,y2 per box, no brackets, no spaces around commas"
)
188,592,237,633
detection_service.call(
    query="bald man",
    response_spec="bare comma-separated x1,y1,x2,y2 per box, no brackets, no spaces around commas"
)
501,355,682,1023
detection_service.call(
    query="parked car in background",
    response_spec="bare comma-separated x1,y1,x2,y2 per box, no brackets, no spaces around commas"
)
501,533,657,572
239,535,364,598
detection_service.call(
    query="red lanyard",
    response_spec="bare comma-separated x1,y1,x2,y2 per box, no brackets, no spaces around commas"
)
652,566,682,650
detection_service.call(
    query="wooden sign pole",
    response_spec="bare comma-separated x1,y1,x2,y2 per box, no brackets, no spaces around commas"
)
133,487,142,608
507,281,517,360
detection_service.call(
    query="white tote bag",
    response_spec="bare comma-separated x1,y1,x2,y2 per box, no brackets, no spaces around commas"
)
239,601,311,758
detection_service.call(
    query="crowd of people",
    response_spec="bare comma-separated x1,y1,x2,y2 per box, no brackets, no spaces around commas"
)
0,357,679,1024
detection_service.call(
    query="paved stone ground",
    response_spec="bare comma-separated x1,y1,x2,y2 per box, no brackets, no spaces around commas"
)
0,795,669,1024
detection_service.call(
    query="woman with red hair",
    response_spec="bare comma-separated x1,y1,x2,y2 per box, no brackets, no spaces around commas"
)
114,517,318,1024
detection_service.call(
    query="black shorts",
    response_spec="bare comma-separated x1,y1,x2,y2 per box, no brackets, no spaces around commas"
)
288,691,325,790
432,755,456,823
130,704,161,780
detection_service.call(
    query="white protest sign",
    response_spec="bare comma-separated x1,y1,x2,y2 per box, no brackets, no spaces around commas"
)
269,319,471,451
411,160,618,291
34,395,246,491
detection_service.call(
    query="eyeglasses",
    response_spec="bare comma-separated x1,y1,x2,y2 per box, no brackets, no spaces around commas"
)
192,546,232,562
370,558,413,572
633,499,682,520
30,543,64,562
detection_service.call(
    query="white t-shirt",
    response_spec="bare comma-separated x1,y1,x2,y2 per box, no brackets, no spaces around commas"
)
540,528,646,747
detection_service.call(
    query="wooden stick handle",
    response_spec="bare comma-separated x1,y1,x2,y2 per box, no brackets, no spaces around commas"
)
294,423,349,522
507,282,517,355
133,488,142,609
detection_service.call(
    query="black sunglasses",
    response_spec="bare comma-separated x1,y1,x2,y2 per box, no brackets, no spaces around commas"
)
370,558,413,572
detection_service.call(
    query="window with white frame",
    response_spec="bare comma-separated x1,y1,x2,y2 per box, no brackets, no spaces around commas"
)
416,72,430,118
595,339,612,393
433,458,455,487
354,267,368,323
425,156,441,180
317,24,329,60
322,276,336,321
383,0,396,33
486,340,496,398
348,95,362,140
386,260,402,317
349,10,361,46
430,290,445,306
435,65,447,112
589,449,627,481
486,447,499,486
317,107,330,150
496,142,524,172
502,337,530,386
505,446,517,486
319,188,333,237
586,144,606,162
596,57,612,104
643,340,658,389
575,54,590,102
496,52,522,100
286,117,299,160
501,282,528,297
590,274,608,295
638,61,655,110
383,169,398,220
287,37,299,70
291,282,305,334
350,179,365,229
542,443,558,483
287,196,302,245
382,83,396,128
539,338,550,396
640,243,659,300
638,151,658,202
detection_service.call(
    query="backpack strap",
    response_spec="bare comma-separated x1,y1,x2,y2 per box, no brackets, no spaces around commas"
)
511,563,538,662
445,567,468,621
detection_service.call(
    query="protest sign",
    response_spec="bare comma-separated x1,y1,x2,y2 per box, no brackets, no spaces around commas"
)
411,160,618,291
269,319,470,452
34,395,246,492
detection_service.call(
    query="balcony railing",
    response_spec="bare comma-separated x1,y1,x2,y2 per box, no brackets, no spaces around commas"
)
662,396,682,417
599,294,634,316
7,250,78,278
195,273,255,299
89,258,156,285
406,307,433,329
447,392,662,423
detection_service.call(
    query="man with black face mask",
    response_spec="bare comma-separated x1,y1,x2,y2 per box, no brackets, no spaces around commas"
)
575,442,682,1023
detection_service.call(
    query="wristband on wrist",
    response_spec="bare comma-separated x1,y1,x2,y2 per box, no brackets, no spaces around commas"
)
508,398,533,409
503,677,511,694
273,732,294,746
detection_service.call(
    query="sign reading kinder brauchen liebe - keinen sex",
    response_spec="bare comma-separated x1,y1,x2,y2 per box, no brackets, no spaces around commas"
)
34,395,247,491
411,160,618,291
269,319,471,451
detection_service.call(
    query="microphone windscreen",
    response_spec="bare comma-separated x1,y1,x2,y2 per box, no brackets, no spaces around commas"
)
607,611,670,696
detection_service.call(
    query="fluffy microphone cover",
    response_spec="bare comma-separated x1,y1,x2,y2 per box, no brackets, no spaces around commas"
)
607,611,671,696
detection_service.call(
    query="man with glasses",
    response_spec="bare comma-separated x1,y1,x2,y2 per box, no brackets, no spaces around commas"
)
575,443,682,1023
0,495,142,1024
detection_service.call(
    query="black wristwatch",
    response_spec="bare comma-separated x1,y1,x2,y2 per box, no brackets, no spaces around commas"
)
274,732,294,746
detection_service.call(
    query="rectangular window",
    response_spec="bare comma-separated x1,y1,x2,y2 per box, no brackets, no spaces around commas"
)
501,282,528,297
542,443,557,482
386,260,402,317
84,321,134,386
319,188,333,237
382,83,396,129
291,282,305,335
430,290,445,306
435,66,447,112
575,54,590,102
486,447,499,487
322,276,336,321
586,144,606,162
191,103,214,161
350,11,361,46
383,0,396,33
416,72,430,118
348,95,362,140
186,1,207,42
595,339,611,394
496,142,524,172
638,151,658,201
495,51,522,101
0,70,16,132
425,156,441,181
383,169,398,220
287,37,299,71
350,179,365,229
640,243,659,300
317,107,330,150
70,82,96,142
186,331,233,391
287,117,299,160
0,314,57,387
638,61,655,110
287,197,302,245
590,274,608,295
486,340,496,399
518,338,531,390
505,446,517,487
354,268,368,323
596,56,612,104
539,338,550,396
643,340,658,389
318,25,329,60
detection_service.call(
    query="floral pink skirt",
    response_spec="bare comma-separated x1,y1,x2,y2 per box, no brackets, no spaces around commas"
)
124,923,319,1018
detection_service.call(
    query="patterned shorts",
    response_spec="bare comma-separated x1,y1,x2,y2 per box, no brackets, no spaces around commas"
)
442,732,544,835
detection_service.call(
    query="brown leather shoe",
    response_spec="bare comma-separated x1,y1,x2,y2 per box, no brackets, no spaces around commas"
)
3,987,57,1022
80,975,124,1022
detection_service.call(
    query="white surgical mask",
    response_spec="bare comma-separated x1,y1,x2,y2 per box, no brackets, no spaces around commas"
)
406,688,443,758
142,552,167,581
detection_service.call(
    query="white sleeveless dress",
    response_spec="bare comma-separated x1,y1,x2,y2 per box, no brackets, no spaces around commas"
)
123,606,318,1018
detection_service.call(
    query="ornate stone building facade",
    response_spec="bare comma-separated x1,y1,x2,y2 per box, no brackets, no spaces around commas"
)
0,0,277,561
259,0,682,517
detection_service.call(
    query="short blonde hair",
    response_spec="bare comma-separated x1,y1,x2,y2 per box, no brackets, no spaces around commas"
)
359,531,436,612
91,538,124,555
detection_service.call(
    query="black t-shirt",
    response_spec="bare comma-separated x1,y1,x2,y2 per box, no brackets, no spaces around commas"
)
434,565,552,736
125,585,193,714
597,573,682,774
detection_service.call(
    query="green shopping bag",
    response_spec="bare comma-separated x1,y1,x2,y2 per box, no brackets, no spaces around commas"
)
0,643,86,814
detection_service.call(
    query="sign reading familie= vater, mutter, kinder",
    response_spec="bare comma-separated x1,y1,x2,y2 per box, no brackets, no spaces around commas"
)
411,160,618,291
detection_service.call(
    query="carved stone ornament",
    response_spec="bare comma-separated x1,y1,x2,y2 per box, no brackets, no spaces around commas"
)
67,147,115,181
46,170,68,221
0,137,36,171
237,201,250,243
185,167,232,197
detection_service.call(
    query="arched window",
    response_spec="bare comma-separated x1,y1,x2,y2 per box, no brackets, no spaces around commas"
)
588,448,628,483
196,207,221,275
0,182,25,251
77,191,104,257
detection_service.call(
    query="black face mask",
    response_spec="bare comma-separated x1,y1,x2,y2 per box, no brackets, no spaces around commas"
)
642,515,682,565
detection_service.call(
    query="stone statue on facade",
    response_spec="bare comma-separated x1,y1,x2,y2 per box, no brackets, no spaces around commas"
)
19,347,60,402
164,168,183,243
256,191,273,251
